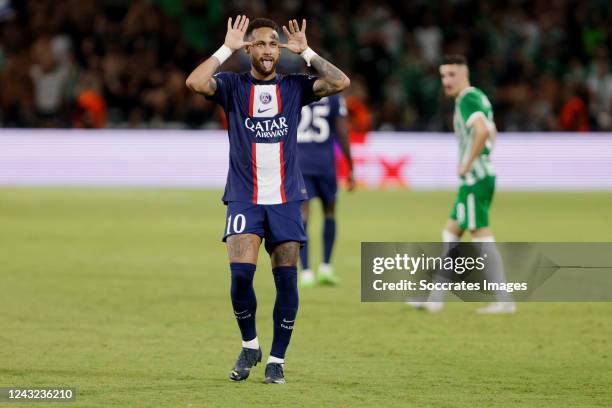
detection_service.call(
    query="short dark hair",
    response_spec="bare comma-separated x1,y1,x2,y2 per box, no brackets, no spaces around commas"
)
245,18,279,38
441,54,468,66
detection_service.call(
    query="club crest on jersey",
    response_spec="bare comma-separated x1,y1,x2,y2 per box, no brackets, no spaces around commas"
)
250,84,281,118
260,92,272,104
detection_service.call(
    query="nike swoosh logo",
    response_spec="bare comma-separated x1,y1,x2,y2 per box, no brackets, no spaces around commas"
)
257,107,272,113
282,318,295,323
234,310,248,315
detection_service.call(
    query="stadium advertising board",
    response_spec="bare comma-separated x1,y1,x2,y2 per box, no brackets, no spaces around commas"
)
1,130,611,190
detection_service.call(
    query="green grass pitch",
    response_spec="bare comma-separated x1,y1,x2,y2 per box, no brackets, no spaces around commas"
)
1,188,611,407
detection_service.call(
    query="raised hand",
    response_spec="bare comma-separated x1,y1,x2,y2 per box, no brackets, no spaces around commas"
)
280,19,308,54
224,15,251,51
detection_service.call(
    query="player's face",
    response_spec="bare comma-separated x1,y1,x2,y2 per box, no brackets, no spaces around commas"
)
439,64,468,97
246,27,281,77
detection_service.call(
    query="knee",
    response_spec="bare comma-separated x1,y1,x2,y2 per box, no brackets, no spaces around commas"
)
271,242,299,267
442,229,460,243
443,220,463,241
230,263,256,296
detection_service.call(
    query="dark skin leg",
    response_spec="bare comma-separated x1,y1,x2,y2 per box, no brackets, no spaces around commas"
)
301,201,310,224
271,241,300,268
226,233,261,264
227,234,299,268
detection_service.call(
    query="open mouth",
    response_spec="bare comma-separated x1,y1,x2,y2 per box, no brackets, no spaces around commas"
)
261,57,274,71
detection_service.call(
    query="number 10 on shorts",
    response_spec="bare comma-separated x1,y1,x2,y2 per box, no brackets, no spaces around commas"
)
226,213,246,235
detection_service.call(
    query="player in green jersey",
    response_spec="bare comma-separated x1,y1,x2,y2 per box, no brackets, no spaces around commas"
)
444,55,496,235
410,55,516,314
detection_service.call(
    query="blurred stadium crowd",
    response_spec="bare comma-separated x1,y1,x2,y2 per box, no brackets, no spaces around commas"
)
0,0,610,131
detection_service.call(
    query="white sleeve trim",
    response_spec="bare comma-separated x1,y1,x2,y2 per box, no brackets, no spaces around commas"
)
466,111,494,130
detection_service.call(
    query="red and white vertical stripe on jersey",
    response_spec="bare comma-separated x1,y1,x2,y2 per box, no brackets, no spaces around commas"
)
251,142,286,205
278,141,286,202
249,84,282,118
275,84,282,113
248,85,255,117
251,143,258,203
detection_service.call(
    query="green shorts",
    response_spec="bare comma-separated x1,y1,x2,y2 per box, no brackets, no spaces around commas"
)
450,175,495,231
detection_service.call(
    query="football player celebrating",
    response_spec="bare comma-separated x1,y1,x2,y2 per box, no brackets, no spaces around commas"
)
186,16,350,383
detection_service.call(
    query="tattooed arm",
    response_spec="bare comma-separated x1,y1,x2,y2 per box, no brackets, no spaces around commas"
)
280,19,350,97
310,56,351,97
185,57,220,96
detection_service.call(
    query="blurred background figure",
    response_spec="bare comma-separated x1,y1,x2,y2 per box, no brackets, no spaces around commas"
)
0,0,610,131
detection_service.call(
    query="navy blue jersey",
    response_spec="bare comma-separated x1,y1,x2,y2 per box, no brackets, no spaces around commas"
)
206,72,319,204
297,95,347,176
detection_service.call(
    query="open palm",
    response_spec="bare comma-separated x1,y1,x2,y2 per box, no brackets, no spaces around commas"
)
281,19,308,54
224,15,251,51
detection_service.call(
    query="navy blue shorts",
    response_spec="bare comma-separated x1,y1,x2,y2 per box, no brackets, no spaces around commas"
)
303,174,337,204
223,201,306,253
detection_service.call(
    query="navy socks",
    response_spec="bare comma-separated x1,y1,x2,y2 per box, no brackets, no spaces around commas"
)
229,263,257,342
301,217,336,268
270,266,299,359
323,217,336,264
230,263,299,359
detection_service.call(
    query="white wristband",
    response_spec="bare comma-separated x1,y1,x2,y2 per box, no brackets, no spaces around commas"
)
300,47,317,67
212,45,233,65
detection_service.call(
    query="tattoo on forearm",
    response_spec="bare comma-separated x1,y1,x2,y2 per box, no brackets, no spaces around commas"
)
315,81,334,95
311,56,345,83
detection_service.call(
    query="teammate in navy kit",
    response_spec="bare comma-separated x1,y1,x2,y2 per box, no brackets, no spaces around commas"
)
297,95,354,287
186,15,350,384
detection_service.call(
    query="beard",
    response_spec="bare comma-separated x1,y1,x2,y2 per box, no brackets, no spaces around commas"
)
252,56,279,77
